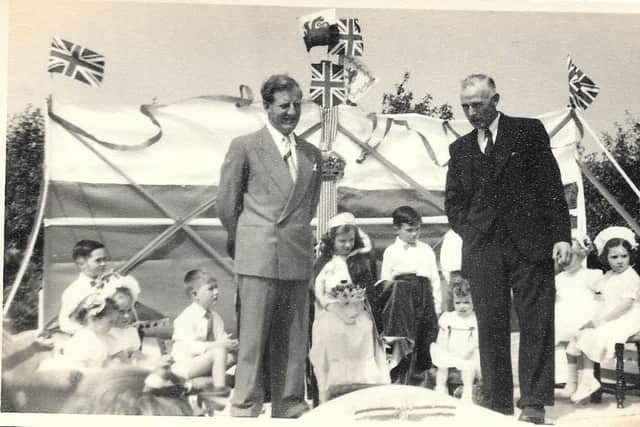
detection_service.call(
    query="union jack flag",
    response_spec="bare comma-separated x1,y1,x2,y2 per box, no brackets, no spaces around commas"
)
48,37,105,87
328,18,363,57
568,56,599,110
310,60,346,109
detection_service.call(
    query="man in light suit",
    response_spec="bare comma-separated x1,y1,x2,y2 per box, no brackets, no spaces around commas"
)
445,75,571,424
218,75,322,418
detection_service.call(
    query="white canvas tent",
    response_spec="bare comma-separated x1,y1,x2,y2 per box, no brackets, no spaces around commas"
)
34,94,586,331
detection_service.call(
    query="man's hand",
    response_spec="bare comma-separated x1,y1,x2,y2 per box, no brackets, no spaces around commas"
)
553,241,571,268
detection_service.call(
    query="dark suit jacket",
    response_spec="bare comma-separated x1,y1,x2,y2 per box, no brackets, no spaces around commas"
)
445,114,571,262
217,126,322,280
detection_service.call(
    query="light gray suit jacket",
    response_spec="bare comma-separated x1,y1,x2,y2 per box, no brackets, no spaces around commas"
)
217,126,322,281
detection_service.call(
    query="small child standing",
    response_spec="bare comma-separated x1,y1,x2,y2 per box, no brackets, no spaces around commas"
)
378,206,441,382
555,230,602,345
309,212,390,403
58,240,110,334
565,226,640,403
102,274,144,362
170,270,238,397
430,272,479,401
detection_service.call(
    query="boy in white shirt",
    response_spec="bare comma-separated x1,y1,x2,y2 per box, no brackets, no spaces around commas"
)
170,269,238,397
58,240,109,334
378,206,441,383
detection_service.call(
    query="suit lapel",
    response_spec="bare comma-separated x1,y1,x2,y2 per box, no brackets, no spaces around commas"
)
279,138,316,223
256,127,293,197
492,115,515,181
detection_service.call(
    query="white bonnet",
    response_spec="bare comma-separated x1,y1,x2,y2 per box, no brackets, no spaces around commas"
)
593,226,638,256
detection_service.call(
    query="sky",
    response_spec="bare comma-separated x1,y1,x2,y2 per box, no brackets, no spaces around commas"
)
4,0,640,146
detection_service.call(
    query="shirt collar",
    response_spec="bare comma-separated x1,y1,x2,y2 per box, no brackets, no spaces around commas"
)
395,236,417,249
479,112,500,140
190,302,210,317
266,120,296,156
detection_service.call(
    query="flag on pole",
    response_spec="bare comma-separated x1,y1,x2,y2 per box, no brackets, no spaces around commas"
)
329,18,364,57
298,9,339,52
343,56,377,104
567,56,599,110
48,37,105,87
310,60,346,108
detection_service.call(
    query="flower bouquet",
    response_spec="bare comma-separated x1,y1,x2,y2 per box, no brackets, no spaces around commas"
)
329,280,366,305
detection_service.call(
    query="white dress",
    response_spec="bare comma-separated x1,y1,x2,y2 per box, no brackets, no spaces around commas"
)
554,268,602,343
430,311,480,370
309,255,389,402
39,328,116,370
574,268,640,362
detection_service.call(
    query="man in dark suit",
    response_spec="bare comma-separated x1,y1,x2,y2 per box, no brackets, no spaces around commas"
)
218,75,322,418
444,74,571,424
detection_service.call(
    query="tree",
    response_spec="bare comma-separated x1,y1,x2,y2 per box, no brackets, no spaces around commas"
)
4,106,45,332
581,111,640,238
382,72,454,119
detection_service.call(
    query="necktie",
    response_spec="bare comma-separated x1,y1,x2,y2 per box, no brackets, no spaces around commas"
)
205,310,214,341
282,136,297,180
484,129,494,157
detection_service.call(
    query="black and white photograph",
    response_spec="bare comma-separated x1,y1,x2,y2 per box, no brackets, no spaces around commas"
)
2,0,640,425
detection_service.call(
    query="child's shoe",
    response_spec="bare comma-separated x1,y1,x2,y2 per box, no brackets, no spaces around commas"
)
570,376,601,404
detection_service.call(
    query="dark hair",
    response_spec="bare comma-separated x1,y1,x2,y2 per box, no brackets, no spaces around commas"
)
445,271,472,310
392,206,421,227
599,238,634,269
72,240,105,261
261,74,301,107
314,225,375,289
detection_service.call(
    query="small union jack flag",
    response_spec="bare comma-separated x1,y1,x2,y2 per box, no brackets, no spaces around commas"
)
310,60,346,109
568,56,599,110
48,37,105,87
328,18,363,57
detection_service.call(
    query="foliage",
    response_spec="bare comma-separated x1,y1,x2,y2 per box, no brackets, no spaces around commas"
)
382,72,454,120
581,111,640,238
4,106,45,331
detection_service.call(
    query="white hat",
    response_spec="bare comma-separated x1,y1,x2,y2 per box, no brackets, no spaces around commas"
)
102,273,141,302
328,212,356,229
593,226,638,256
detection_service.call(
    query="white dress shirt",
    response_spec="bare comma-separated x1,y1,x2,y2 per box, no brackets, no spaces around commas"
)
58,273,100,334
266,120,297,181
172,302,226,362
381,237,442,313
477,113,501,154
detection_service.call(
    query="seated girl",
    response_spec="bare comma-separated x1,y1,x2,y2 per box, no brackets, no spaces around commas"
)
309,212,390,403
565,226,640,403
40,293,123,370
430,272,480,401
102,274,144,362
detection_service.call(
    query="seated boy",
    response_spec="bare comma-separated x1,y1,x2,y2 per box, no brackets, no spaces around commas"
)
58,240,110,335
170,269,238,397
378,206,441,382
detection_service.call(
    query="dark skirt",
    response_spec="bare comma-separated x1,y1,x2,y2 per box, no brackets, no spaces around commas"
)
376,274,438,371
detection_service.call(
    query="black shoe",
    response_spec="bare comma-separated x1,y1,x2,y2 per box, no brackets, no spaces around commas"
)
518,406,545,425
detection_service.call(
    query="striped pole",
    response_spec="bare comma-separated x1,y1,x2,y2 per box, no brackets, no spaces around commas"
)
315,106,341,247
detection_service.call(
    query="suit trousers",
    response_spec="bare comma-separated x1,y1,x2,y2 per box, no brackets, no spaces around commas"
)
231,275,310,418
462,221,555,414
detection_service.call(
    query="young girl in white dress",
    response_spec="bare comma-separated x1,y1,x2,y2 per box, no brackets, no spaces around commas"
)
430,272,479,401
555,230,602,345
565,226,640,403
102,274,144,362
309,212,390,403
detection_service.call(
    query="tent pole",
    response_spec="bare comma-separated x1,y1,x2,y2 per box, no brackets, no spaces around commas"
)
575,109,640,201
577,160,640,236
